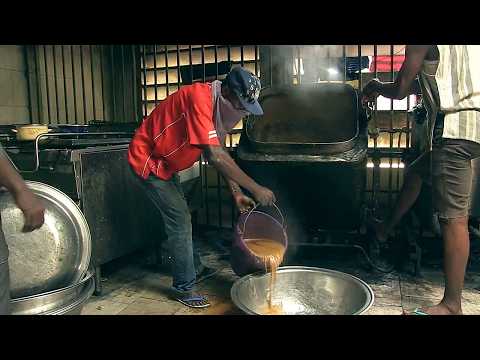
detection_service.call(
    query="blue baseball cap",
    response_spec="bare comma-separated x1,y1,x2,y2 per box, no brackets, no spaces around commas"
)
224,67,263,116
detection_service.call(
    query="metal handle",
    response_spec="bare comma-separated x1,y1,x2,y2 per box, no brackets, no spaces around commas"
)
241,202,285,236
14,131,133,173
0,146,20,172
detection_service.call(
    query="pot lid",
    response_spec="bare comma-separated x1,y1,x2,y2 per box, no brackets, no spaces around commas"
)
0,181,91,298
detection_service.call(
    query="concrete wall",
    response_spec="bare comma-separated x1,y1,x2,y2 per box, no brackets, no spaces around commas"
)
0,45,31,124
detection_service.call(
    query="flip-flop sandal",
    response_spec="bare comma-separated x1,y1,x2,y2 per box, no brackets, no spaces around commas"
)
195,267,220,284
403,308,430,315
175,292,211,308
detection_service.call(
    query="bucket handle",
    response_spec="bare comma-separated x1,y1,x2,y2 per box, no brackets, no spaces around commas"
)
241,202,285,236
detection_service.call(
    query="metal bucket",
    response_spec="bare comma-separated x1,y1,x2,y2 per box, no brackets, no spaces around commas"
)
231,266,374,315
230,204,287,277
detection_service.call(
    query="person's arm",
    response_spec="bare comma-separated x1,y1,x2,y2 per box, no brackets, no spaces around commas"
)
202,145,276,206
0,150,45,232
363,45,431,101
225,176,256,213
216,136,256,212
184,87,275,207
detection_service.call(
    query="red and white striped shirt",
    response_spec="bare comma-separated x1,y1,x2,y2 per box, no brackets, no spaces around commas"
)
128,83,220,180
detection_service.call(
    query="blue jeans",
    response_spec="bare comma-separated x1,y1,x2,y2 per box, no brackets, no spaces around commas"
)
133,169,204,293
0,227,10,315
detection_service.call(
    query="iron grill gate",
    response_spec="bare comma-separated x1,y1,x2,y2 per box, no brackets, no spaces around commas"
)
140,45,415,230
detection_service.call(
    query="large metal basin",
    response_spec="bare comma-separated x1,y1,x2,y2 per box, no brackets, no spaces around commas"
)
231,266,374,315
0,181,91,299
10,270,95,315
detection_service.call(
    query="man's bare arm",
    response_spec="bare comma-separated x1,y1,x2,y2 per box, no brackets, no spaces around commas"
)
363,45,431,100
201,145,275,206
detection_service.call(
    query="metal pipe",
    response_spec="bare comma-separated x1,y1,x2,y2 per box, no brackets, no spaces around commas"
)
99,45,106,121
90,45,97,121
111,46,118,119
254,45,259,77
217,170,222,228
61,45,69,123
19,131,135,173
389,45,394,210
296,45,301,85
164,45,169,96
153,45,158,106
369,45,379,210
191,45,208,224
287,243,394,273
230,133,235,229
176,45,181,91
141,45,147,117
201,45,205,82
189,45,193,82
43,45,52,124
79,45,88,124
373,45,378,149
214,45,218,80
213,44,223,228
343,45,347,83
240,45,244,67
33,45,42,122
70,45,78,124
406,90,411,148
327,46,331,83
132,45,140,122
52,45,60,123
358,45,362,90
23,45,33,122
269,45,273,87
121,45,127,122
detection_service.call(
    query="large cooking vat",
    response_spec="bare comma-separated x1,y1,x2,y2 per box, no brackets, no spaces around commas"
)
246,83,361,155
238,83,368,232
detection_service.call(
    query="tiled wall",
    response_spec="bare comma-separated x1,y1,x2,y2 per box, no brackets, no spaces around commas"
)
0,45,141,126
0,45,30,124
25,45,141,124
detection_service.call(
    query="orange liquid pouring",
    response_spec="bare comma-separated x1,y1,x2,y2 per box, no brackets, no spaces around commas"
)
244,238,286,315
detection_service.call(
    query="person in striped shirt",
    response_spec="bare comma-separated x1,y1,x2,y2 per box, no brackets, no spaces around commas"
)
363,45,480,315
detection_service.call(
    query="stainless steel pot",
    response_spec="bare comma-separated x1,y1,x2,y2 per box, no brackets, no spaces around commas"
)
12,124,52,141
10,270,95,315
231,266,374,315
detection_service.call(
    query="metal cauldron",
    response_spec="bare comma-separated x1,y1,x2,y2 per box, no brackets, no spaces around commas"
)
231,266,374,315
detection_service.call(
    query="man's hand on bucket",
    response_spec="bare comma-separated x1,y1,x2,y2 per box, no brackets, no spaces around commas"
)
251,185,276,207
234,193,256,214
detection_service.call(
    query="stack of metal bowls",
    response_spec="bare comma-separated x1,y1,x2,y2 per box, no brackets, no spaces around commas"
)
231,266,374,315
0,181,94,315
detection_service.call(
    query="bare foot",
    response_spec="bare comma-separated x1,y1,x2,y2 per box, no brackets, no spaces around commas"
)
404,302,462,315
